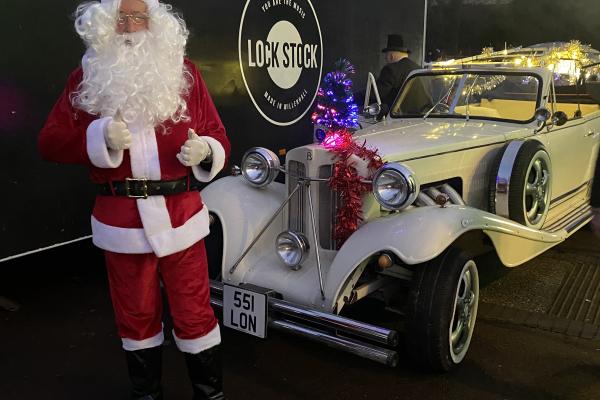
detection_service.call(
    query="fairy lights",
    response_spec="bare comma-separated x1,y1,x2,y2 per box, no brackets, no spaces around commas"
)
431,40,600,85
311,59,359,134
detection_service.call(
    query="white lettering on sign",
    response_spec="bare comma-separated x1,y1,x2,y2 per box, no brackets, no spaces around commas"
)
239,0,323,126
246,20,319,89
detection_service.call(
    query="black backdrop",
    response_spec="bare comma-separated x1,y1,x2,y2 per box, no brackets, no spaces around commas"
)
426,0,600,61
0,0,425,260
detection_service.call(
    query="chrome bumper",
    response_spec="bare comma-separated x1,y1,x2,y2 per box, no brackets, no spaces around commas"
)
209,280,399,367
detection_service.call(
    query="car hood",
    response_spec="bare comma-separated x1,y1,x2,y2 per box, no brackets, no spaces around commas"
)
353,118,533,161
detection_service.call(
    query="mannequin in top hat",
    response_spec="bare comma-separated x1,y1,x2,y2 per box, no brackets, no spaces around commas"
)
376,34,420,107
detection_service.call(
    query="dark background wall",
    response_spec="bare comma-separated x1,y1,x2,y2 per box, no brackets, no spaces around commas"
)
426,0,600,61
0,0,425,260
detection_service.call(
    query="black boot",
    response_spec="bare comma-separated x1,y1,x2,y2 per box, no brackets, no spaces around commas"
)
184,345,225,400
125,346,163,400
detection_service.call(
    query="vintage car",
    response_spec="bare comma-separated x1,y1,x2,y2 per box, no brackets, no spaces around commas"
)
201,43,600,371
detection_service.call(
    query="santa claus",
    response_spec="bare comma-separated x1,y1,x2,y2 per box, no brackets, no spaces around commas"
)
38,0,230,399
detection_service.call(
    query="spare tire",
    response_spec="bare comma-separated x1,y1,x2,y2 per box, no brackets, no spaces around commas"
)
488,140,552,229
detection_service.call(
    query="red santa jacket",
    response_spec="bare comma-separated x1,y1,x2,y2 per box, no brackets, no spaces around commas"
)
39,59,231,257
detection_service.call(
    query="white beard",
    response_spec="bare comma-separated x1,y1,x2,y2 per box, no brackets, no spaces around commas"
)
72,2,191,127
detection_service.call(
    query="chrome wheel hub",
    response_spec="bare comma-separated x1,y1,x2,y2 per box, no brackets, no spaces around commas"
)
449,260,479,363
524,156,550,226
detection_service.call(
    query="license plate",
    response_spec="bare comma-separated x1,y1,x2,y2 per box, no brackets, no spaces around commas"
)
223,284,268,338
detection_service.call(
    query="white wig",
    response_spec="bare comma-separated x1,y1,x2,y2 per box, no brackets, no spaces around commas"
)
71,0,192,127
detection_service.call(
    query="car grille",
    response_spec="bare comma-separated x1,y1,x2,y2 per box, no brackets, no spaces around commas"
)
288,160,306,233
287,160,338,251
318,165,337,250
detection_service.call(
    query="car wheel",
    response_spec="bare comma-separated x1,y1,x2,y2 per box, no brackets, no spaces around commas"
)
205,213,223,280
405,247,479,372
489,140,552,229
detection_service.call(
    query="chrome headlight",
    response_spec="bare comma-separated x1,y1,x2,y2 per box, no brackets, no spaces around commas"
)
372,163,419,210
241,147,280,188
276,231,309,270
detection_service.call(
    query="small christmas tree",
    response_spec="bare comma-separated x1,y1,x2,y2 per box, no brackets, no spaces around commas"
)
311,59,359,134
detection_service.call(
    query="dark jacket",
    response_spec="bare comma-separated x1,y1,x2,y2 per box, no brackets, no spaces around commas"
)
376,57,420,107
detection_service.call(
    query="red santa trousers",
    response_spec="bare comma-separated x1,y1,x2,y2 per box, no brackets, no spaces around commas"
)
104,240,220,353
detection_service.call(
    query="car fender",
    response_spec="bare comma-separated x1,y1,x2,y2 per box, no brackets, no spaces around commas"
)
201,176,286,277
324,204,567,310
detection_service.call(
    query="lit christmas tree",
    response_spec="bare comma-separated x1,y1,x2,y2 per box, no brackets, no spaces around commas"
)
311,59,359,139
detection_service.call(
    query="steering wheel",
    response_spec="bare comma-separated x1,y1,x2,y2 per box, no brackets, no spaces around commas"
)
432,103,451,113
421,102,451,115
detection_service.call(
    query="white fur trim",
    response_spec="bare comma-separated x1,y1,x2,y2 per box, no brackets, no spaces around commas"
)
145,205,210,257
122,329,164,351
191,136,226,182
91,216,153,253
95,119,210,257
91,205,210,256
173,324,221,354
128,121,161,180
136,194,172,236
101,0,159,10
86,117,124,168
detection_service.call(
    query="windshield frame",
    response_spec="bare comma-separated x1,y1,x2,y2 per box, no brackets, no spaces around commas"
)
389,69,544,124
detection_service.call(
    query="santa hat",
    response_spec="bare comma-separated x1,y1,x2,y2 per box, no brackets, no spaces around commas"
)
101,0,159,11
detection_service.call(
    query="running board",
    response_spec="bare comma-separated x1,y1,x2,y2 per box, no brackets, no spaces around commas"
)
544,202,593,233
209,280,399,367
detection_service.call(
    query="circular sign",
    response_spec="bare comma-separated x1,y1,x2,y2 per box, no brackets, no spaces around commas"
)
239,0,323,126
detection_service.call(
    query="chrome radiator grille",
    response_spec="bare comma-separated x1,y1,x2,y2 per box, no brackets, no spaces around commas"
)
318,165,337,250
288,161,306,233
287,160,338,251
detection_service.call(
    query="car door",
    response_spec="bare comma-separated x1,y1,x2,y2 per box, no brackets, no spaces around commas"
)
544,80,600,199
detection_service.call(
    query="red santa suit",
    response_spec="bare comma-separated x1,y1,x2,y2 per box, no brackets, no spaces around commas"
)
39,59,230,353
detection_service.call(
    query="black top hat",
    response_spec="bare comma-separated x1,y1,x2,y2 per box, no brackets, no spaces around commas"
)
382,34,411,53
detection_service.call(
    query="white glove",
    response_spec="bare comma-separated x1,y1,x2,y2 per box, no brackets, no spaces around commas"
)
177,129,212,166
104,113,132,150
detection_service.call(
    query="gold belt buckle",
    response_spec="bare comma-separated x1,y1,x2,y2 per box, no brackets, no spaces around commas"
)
125,177,148,199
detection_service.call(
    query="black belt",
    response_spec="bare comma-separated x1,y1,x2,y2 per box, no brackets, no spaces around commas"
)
98,176,202,198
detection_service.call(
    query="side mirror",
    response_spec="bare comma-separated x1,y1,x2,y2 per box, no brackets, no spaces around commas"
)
364,102,389,121
552,111,568,126
365,103,382,117
534,107,551,123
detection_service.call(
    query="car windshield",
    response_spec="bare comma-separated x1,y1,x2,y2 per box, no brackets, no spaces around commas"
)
390,71,541,123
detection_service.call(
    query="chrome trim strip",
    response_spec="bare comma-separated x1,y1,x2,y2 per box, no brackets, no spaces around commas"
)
494,140,525,218
306,182,326,300
549,181,590,206
397,140,514,163
565,209,593,233
209,280,399,347
545,203,592,233
228,183,302,275
545,203,590,232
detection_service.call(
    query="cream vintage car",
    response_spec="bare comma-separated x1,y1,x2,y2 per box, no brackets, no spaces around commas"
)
202,43,600,371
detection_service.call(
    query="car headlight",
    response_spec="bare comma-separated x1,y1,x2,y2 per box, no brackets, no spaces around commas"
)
372,163,419,210
241,147,280,188
276,231,309,270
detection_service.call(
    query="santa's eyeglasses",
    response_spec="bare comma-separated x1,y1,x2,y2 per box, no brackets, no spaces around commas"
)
117,13,150,25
